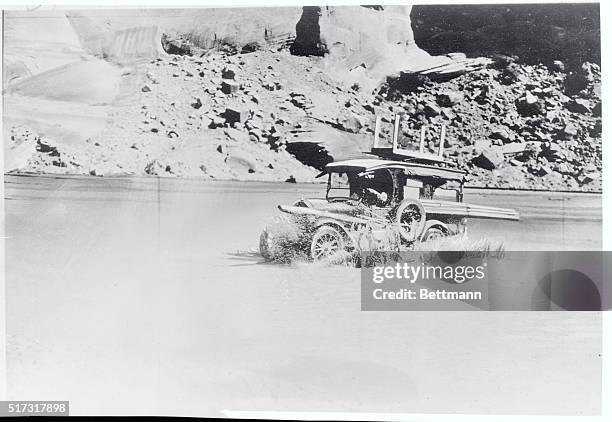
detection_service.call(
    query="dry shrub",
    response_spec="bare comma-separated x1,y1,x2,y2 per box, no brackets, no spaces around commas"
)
304,249,356,267
414,233,505,256
259,214,312,263
350,224,403,267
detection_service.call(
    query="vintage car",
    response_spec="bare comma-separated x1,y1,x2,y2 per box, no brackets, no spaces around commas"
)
260,116,520,261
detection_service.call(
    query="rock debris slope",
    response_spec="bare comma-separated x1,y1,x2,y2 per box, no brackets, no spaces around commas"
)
3,6,601,191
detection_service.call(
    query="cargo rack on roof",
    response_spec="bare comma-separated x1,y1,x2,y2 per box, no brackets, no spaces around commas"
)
369,114,451,166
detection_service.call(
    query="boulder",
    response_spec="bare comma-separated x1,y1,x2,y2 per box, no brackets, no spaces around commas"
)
208,115,225,129
436,91,463,107
290,93,308,109
473,138,493,153
500,63,521,85
191,98,202,109
544,98,558,108
262,81,276,91
545,110,561,123
441,108,455,120
490,127,516,143
221,80,240,95
221,66,237,80
552,60,565,72
555,163,572,174
223,106,250,125
532,130,551,142
241,42,260,54
516,92,543,116
501,142,528,155
423,101,441,117
540,142,564,162
577,172,598,185
36,138,60,156
564,63,599,95
473,86,489,104
534,165,553,176
472,148,503,170
339,114,364,133
563,123,579,137
566,98,591,114
161,34,193,56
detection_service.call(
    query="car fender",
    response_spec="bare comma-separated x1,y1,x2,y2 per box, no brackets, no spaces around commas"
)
422,219,450,235
314,218,352,239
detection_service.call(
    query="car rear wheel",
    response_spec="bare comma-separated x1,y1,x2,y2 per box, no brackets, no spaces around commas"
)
394,199,426,243
310,226,345,261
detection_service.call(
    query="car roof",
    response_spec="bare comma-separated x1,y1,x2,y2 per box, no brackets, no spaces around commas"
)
323,158,466,181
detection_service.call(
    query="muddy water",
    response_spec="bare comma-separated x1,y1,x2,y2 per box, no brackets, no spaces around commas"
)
4,175,602,416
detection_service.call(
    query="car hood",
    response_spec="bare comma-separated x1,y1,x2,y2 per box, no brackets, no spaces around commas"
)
294,198,358,215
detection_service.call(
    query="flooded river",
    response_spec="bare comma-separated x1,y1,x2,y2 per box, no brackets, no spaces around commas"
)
4,175,602,416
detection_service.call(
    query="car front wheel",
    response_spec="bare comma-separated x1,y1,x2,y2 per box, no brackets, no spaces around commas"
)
310,226,345,261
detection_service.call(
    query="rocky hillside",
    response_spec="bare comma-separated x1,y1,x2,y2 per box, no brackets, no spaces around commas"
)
381,57,601,190
3,5,602,191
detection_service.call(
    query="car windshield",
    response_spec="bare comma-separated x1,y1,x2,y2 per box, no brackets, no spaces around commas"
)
326,172,351,199
326,169,396,206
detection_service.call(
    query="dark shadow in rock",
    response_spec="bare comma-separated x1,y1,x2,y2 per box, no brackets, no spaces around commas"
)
290,6,328,57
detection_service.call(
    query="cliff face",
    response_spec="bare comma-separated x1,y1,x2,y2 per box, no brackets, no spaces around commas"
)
4,5,601,89
3,6,438,89
289,6,445,90
2,10,86,87
306,6,439,80
293,6,418,64
411,3,600,70
3,8,302,86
